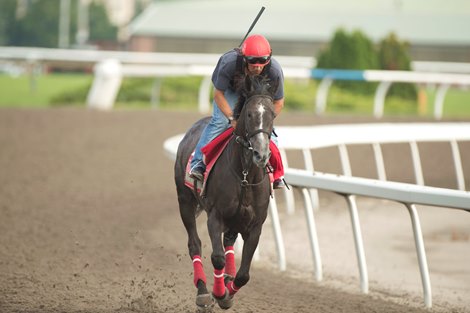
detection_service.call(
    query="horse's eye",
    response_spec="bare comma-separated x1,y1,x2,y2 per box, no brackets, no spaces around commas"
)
247,113,252,118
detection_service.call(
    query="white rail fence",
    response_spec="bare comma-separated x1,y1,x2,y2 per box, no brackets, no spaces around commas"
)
163,122,470,308
2,47,470,119
311,69,470,119
0,46,313,111
85,56,312,111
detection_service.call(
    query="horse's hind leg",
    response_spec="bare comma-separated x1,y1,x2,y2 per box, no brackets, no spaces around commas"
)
177,196,212,309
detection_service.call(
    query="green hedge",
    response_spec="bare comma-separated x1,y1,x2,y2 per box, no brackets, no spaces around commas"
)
317,28,417,101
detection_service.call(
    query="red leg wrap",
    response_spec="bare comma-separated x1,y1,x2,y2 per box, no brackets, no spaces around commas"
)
269,141,284,181
212,268,225,298
224,246,236,277
226,280,240,296
192,255,206,287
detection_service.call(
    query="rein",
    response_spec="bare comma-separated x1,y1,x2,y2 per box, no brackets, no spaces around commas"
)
228,136,269,214
231,94,273,211
228,136,268,188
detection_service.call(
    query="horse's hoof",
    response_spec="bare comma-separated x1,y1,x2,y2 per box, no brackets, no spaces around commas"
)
196,293,214,311
213,288,234,310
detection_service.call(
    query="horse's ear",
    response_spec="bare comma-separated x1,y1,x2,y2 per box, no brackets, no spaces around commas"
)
268,77,280,97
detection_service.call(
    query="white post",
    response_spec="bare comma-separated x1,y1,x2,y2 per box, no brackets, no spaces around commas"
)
434,84,450,120
198,76,212,113
315,78,333,115
301,188,322,281
409,141,425,186
345,195,369,294
269,196,286,271
405,203,432,308
302,148,320,210
450,140,465,191
372,142,387,181
373,81,392,119
280,148,296,214
338,144,352,176
87,59,123,110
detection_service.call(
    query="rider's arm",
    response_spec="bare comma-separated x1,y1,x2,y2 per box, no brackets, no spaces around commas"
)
214,88,236,127
273,97,284,117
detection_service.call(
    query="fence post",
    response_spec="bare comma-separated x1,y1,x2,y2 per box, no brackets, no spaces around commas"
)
434,84,450,120
373,81,392,118
345,195,369,294
301,188,322,281
87,59,122,110
405,203,432,308
315,77,333,115
198,76,212,114
269,196,286,271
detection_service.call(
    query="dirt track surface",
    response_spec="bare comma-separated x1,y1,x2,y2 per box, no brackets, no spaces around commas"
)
0,108,468,313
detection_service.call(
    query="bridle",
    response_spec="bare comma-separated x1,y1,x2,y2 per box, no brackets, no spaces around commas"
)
231,94,274,187
228,94,274,211
234,94,273,151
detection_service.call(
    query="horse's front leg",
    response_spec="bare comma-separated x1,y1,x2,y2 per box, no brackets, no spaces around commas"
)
226,226,262,297
223,231,238,280
206,210,227,299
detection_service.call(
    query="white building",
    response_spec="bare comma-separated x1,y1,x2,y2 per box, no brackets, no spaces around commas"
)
128,0,470,62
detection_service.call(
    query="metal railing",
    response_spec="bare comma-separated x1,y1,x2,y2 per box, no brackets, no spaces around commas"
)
312,69,470,119
163,122,470,308
274,123,470,308
284,169,470,308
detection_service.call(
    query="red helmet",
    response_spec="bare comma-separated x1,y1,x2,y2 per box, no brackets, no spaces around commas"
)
241,34,272,59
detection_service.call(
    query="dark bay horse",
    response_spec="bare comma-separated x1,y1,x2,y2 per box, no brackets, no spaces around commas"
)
174,75,277,310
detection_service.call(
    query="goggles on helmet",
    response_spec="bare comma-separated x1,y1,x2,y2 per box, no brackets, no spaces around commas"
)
244,55,271,65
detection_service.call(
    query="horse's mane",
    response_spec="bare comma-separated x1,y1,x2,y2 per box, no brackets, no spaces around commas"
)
233,75,277,120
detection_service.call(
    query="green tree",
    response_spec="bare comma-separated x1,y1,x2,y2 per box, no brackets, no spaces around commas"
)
4,0,77,48
317,28,379,94
0,0,17,45
378,33,417,100
88,1,117,41
317,28,379,70
1,0,116,48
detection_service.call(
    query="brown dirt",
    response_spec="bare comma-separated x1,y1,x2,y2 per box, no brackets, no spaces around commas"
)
0,108,468,313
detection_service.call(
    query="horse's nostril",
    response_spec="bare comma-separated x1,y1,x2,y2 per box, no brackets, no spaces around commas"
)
253,150,268,165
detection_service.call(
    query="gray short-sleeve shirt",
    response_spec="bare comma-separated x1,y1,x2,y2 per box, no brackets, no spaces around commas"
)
211,49,284,100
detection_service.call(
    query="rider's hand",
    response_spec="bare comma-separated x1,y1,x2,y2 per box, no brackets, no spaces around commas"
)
231,120,237,129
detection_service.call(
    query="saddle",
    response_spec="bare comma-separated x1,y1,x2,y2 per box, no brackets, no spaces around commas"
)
185,128,283,196
184,128,234,195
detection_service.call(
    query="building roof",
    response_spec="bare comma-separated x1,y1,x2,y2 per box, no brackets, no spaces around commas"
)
129,0,470,46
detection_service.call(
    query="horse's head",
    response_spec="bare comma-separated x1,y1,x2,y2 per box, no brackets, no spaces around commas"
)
234,75,278,168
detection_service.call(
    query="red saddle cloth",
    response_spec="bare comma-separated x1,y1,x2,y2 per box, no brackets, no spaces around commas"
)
184,128,284,194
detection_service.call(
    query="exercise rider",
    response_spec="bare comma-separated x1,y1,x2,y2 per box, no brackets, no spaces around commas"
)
190,34,286,189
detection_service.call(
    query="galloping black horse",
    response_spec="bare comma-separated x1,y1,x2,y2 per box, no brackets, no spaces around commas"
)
174,75,277,310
